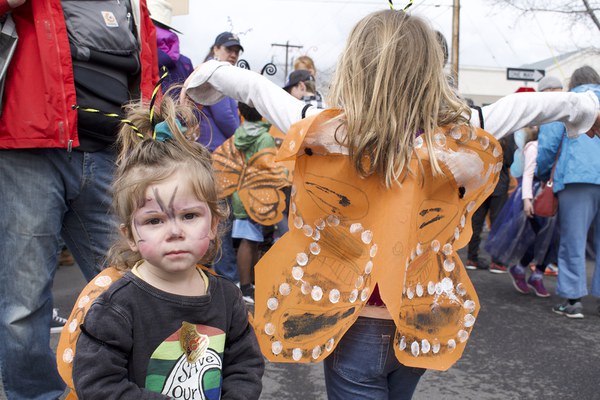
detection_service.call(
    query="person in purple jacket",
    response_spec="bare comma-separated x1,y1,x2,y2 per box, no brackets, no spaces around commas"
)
148,0,194,97
198,32,243,152
199,32,245,285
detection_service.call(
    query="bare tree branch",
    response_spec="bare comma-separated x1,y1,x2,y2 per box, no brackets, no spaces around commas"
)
487,0,600,34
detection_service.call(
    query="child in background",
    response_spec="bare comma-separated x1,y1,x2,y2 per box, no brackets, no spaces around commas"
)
231,103,276,304
72,96,264,399
485,127,556,297
184,9,600,399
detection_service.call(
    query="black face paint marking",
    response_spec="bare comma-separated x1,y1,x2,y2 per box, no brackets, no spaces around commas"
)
134,185,180,244
154,185,179,221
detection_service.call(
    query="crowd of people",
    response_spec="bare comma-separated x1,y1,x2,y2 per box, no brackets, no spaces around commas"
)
1,1,600,399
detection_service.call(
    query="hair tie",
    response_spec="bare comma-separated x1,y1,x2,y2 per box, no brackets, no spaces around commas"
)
153,119,187,142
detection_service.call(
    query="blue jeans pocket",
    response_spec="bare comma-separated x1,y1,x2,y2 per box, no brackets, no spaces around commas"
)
332,329,390,383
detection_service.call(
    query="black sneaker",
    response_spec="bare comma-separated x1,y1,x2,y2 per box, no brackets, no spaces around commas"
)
241,284,255,305
51,308,68,333
552,301,584,319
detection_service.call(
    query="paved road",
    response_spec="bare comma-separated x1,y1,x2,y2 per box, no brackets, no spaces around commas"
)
2,249,599,399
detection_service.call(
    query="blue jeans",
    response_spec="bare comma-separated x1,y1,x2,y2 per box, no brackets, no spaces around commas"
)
556,183,600,299
0,148,116,399
213,215,240,283
324,317,426,400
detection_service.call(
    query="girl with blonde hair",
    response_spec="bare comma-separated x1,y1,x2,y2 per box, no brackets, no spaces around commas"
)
184,9,600,399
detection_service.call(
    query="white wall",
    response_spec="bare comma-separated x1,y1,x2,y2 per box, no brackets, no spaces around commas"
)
456,49,600,106
545,49,600,89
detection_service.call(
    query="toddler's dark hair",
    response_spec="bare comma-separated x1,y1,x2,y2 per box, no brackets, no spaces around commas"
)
239,102,262,122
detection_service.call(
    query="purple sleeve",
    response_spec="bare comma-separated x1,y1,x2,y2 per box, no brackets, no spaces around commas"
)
211,97,240,139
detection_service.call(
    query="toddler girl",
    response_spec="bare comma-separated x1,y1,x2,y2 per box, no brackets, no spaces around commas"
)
70,96,264,399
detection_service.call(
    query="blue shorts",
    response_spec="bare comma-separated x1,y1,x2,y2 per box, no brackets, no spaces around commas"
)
232,219,264,242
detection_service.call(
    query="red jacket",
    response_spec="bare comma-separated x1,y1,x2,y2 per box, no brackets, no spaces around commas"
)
0,0,158,149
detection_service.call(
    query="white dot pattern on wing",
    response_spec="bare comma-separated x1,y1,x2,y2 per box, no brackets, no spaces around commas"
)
396,128,499,359
61,275,114,365
263,190,378,361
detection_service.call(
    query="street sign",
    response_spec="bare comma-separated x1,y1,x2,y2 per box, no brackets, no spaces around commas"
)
506,68,545,82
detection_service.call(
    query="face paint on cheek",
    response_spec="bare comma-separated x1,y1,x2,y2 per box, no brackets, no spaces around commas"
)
190,237,212,259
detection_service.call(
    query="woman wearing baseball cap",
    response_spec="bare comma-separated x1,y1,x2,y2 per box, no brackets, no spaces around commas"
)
198,32,245,291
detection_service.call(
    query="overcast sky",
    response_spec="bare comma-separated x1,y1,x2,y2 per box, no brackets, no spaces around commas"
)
172,0,597,84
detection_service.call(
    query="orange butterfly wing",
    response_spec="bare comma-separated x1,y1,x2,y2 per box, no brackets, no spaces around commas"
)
252,111,502,371
212,138,244,198
56,267,125,398
213,137,291,225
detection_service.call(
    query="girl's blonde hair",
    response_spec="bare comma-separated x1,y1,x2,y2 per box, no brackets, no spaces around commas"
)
109,95,228,270
327,10,471,187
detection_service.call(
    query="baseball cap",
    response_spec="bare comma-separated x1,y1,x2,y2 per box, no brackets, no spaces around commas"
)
283,70,315,91
537,75,563,92
213,32,244,51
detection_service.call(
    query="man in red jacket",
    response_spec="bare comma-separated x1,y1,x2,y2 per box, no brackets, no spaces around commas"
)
0,0,158,398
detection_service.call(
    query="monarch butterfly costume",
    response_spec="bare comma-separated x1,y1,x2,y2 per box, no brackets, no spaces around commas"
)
184,60,600,371
251,109,502,370
212,120,290,225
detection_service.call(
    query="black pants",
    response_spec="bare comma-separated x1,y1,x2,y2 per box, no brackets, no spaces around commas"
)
467,193,508,262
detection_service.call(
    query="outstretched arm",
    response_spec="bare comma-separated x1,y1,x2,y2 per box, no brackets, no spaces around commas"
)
183,60,321,133
472,91,600,139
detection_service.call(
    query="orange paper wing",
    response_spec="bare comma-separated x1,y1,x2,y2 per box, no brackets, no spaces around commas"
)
212,138,244,198
380,126,502,371
56,267,125,398
237,147,290,225
213,138,291,225
253,111,502,371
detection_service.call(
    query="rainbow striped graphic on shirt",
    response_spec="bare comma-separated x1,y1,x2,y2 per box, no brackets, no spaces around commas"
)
146,324,226,400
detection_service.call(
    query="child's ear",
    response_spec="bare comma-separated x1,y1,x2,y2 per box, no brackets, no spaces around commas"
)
120,223,138,252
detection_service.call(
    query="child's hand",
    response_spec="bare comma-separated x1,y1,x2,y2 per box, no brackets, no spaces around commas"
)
587,111,600,138
523,198,534,218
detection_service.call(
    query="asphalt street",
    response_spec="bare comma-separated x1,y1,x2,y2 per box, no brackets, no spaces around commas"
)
2,248,599,399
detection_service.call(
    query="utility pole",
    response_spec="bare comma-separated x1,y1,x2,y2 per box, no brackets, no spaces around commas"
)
451,0,460,86
271,41,303,81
